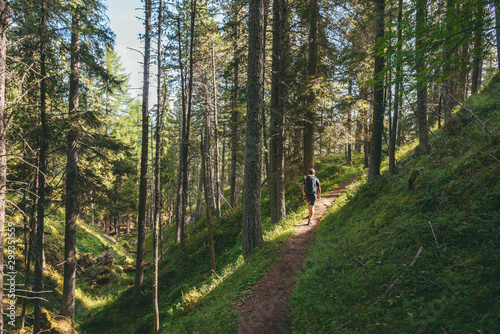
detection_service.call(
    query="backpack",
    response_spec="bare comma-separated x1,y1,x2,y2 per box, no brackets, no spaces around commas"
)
305,175,318,195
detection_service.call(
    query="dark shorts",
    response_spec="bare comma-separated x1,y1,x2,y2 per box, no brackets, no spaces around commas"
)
306,193,317,206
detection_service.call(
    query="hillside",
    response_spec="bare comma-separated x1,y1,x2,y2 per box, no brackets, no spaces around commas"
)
290,75,500,332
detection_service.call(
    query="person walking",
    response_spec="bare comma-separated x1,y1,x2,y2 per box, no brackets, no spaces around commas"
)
302,168,321,225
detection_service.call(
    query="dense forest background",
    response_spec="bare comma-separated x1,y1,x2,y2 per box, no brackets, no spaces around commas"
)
0,0,498,332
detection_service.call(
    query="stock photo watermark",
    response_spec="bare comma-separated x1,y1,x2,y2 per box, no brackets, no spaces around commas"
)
5,221,18,327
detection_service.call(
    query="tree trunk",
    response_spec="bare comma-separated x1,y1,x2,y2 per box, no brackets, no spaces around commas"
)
153,1,162,332
134,0,152,295
303,0,319,174
243,0,265,260
471,4,484,95
201,134,216,272
174,16,186,244
230,5,241,208
443,0,456,135
212,42,221,218
415,0,428,154
61,10,80,321
0,1,8,331
269,0,288,225
347,78,353,165
368,0,385,181
34,2,49,331
496,3,500,68
389,0,403,174
179,0,197,247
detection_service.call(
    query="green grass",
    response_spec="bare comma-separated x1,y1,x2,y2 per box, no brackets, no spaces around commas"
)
289,75,500,333
80,155,363,334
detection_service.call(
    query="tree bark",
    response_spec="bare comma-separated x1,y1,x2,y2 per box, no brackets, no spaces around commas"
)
212,42,221,217
134,0,152,295
415,0,428,154
496,3,500,68
153,1,162,332
61,10,80,321
443,0,456,135
174,15,186,244
34,2,49,330
0,1,8,331
368,0,385,181
230,4,241,208
389,0,402,174
201,134,216,272
269,0,288,224
243,0,265,260
303,0,319,174
179,0,197,247
470,4,484,95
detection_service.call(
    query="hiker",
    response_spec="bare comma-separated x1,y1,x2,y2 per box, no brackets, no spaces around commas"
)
302,168,321,225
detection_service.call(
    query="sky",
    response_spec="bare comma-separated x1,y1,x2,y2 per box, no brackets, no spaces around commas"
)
105,0,145,99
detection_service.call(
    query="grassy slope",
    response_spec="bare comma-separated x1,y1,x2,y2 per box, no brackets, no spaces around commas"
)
290,75,500,333
80,156,362,333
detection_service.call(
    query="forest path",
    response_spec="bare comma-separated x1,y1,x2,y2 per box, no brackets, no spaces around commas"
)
237,175,360,334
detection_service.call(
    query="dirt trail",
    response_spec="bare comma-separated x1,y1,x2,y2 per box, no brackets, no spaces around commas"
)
237,176,359,334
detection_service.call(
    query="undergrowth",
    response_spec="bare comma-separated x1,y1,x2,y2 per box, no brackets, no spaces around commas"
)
80,155,362,333
289,74,500,333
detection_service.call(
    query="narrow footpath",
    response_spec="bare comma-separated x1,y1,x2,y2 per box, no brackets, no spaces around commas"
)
237,175,359,334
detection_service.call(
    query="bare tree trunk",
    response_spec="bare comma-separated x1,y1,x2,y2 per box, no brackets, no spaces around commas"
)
0,1,8,331
134,0,152,295
34,2,49,330
243,0,264,260
61,10,80,321
153,1,163,331
368,0,385,181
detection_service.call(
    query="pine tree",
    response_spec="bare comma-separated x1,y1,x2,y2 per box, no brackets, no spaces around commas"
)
134,0,152,295
242,0,265,260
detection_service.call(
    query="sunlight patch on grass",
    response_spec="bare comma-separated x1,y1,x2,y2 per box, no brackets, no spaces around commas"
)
181,257,244,308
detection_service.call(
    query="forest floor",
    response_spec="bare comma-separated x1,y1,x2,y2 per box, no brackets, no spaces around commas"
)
237,175,360,334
